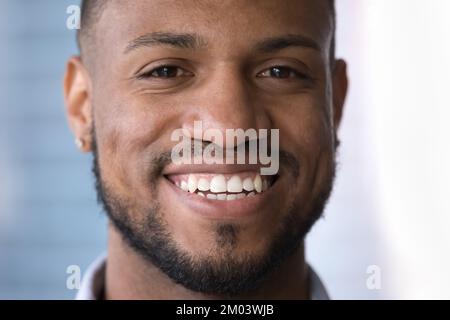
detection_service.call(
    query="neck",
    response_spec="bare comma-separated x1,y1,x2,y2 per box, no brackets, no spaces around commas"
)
105,224,309,300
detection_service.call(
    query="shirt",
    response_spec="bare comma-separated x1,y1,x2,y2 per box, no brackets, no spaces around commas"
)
75,253,330,300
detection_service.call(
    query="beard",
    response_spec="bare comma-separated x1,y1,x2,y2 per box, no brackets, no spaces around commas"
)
91,136,336,297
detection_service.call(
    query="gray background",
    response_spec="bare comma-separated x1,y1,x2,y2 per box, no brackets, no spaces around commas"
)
0,0,106,299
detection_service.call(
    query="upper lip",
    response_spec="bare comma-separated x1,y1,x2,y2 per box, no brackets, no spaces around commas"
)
162,163,269,176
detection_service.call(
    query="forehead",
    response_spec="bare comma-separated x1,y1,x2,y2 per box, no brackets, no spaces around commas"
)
95,0,332,56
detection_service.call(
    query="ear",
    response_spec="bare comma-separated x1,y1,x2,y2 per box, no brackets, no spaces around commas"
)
63,56,93,153
331,59,348,147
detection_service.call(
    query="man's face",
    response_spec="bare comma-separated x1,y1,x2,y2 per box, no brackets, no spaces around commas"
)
70,0,346,295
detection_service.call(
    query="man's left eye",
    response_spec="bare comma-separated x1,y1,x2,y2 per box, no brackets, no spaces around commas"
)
257,66,306,79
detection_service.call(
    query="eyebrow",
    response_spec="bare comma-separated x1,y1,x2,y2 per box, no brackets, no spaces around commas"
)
124,32,207,53
254,34,321,53
124,32,321,54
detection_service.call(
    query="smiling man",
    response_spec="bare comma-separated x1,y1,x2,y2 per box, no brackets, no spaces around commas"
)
63,0,347,300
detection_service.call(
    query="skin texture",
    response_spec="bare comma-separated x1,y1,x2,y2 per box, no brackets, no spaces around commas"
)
63,0,347,299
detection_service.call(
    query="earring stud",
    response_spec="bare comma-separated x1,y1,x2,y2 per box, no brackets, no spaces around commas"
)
75,138,84,149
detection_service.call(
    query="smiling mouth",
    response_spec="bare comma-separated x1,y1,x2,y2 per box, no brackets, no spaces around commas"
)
165,172,278,201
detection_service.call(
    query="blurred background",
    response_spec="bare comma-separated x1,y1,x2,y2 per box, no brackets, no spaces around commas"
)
0,0,449,299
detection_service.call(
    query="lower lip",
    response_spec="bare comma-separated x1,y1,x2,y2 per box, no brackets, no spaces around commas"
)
161,176,281,220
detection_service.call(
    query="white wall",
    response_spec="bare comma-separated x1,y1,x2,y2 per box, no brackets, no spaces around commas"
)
308,0,450,299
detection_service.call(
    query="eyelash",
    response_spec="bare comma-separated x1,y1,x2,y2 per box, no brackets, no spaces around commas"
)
137,65,193,79
137,65,310,81
257,66,310,80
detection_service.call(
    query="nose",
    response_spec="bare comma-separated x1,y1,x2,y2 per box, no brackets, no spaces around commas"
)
182,64,272,148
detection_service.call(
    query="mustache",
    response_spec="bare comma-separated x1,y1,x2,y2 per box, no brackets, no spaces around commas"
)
90,130,299,180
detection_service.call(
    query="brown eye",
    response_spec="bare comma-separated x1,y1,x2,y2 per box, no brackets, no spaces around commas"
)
258,66,308,80
270,67,291,78
139,66,193,79
152,66,179,78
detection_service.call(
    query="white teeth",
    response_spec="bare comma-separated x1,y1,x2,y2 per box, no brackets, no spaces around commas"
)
197,178,210,192
210,175,227,193
188,175,197,193
217,193,227,201
177,173,270,199
254,175,262,193
242,177,254,192
226,194,237,201
227,175,243,193
180,180,189,191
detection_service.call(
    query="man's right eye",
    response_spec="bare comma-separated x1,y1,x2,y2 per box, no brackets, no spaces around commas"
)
138,66,193,79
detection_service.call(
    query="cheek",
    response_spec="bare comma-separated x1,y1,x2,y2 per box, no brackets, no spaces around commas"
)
92,96,178,200
272,94,333,160
270,95,334,200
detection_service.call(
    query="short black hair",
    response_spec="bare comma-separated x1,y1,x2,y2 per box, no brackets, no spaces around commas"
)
77,0,336,62
76,0,107,57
